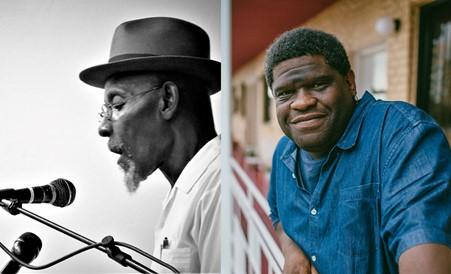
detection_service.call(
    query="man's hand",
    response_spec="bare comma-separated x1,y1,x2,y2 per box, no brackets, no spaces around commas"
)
275,223,319,274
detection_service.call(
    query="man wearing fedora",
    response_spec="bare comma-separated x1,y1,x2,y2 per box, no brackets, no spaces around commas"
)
79,17,220,273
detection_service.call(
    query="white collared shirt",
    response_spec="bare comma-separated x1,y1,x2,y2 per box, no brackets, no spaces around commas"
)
152,136,220,273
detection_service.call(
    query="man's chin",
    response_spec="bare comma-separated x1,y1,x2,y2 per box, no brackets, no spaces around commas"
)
291,132,321,147
289,130,323,146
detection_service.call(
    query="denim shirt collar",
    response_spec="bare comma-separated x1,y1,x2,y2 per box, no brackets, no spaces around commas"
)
280,141,298,173
279,91,376,172
335,91,375,150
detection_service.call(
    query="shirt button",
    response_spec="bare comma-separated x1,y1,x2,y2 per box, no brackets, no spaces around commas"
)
310,208,317,215
292,173,296,179
311,255,317,262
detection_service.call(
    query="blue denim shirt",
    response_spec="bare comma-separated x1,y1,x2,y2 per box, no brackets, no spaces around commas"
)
268,92,451,274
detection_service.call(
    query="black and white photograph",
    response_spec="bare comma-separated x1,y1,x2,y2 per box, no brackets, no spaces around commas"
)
0,0,221,273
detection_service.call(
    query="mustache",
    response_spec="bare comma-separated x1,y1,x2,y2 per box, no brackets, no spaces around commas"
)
108,139,123,154
108,140,134,158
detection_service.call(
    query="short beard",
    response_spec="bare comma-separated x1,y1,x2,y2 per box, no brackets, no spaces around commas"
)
119,157,145,193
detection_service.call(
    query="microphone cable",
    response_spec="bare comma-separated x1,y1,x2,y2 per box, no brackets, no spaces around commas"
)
0,240,102,270
0,240,156,273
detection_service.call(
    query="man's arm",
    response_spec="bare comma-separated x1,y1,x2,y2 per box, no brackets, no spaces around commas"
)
399,244,451,274
275,223,318,274
379,115,451,268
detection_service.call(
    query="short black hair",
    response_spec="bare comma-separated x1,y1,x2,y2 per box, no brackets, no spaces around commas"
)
264,28,351,88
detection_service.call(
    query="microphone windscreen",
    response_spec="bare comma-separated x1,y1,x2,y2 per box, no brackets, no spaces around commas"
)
50,178,76,207
12,232,42,263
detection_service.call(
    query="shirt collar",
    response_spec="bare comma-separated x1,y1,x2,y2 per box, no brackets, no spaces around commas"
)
280,138,298,173
335,91,375,150
173,135,220,194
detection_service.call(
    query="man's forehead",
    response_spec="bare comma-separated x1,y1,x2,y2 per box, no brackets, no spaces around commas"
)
272,55,328,80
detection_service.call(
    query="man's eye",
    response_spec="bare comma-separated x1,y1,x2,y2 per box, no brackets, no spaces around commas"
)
312,82,328,90
111,102,125,111
276,90,293,100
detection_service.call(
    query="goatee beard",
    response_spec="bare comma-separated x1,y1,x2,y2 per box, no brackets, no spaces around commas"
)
119,157,144,193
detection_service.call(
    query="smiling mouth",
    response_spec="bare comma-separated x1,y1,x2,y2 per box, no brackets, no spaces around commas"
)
289,113,327,129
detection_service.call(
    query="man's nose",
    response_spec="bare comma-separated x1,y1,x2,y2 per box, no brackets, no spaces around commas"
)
290,89,317,111
98,118,112,137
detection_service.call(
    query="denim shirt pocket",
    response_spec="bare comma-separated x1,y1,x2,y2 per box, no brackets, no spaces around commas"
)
336,183,380,259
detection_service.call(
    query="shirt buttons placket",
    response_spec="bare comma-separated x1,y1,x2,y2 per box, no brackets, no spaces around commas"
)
309,206,319,268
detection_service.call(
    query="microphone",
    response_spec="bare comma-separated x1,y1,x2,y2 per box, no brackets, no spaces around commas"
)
0,179,75,207
1,232,42,274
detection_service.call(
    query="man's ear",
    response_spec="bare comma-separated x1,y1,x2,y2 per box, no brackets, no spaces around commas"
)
345,70,357,97
159,81,179,120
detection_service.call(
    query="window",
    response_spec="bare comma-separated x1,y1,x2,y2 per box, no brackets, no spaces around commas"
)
417,0,451,133
355,44,388,100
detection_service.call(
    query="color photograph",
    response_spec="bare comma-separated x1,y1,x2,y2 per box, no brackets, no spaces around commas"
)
228,0,450,273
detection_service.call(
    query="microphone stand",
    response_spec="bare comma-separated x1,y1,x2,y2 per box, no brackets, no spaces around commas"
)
0,200,155,273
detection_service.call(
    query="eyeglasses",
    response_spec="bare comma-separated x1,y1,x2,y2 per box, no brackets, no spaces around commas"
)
99,85,162,122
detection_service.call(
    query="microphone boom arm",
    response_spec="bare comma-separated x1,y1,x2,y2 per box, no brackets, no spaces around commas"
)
0,199,154,273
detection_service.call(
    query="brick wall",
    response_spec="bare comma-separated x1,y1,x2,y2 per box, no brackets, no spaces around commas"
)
301,0,431,101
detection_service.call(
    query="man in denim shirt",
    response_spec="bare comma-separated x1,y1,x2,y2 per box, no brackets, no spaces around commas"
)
266,28,451,274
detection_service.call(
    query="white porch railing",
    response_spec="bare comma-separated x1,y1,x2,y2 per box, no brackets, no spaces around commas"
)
230,159,283,274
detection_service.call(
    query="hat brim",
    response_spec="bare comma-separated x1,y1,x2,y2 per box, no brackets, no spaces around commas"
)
79,56,221,95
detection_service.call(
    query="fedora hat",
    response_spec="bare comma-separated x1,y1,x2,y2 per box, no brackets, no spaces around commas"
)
79,17,220,94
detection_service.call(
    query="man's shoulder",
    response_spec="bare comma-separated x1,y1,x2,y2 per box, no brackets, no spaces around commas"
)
349,96,447,158
358,98,442,144
364,99,449,171
369,99,439,129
